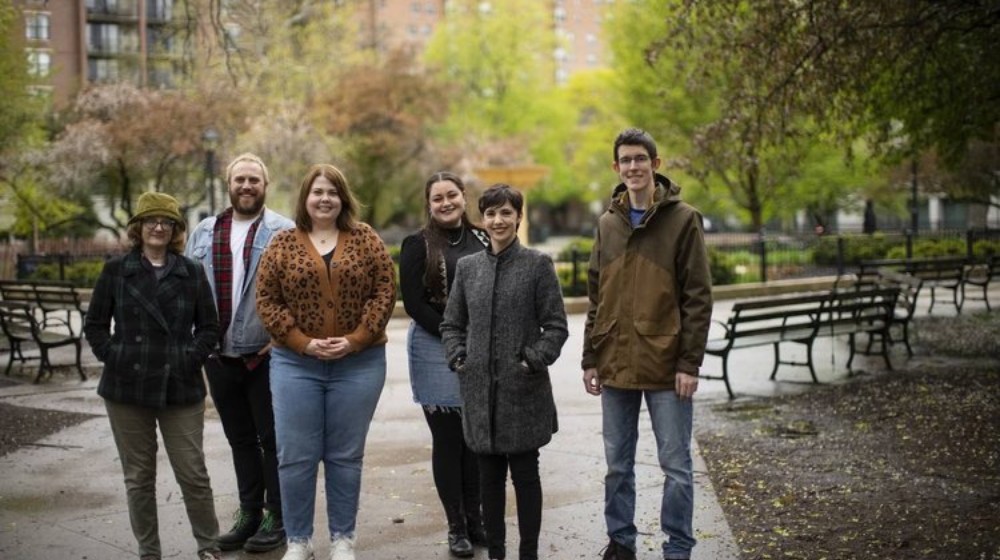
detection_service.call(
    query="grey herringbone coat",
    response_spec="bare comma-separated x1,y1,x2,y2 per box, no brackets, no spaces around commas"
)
441,240,568,455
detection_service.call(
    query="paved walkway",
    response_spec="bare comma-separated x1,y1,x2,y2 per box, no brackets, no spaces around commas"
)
1,284,993,559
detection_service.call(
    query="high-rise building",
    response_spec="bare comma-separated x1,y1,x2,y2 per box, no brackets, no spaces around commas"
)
553,0,609,84
13,0,190,107
354,0,446,53
13,0,608,106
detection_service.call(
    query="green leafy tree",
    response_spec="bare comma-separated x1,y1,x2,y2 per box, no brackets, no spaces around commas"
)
0,3,63,243
424,0,557,161
605,0,811,230
654,0,1000,169
529,69,630,209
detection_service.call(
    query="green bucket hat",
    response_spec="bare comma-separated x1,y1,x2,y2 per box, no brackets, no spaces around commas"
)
129,192,186,231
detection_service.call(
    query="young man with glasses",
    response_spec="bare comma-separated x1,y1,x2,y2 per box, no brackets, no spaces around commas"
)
186,153,294,553
582,128,713,560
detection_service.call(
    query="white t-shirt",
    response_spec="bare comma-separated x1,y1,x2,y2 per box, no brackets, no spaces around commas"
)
222,217,255,356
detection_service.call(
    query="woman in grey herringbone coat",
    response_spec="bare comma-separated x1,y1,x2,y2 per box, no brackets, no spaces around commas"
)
441,184,568,560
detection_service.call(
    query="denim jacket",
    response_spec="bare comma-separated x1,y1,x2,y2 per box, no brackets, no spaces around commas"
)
185,208,294,355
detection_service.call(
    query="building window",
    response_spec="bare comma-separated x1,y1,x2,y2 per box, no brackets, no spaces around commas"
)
87,23,121,53
88,58,120,83
422,24,432,36
407,24,418,37
147,0,173,21
411,1,421,13
25,12,50,41
87,0,122,14
426,2,436,14
26,49,52,77
147,27,174,54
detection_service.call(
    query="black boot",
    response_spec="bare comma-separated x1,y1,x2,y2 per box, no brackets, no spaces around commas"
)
244,509,287,552
448,523,474,558
465,508,486,547
444,503,473,558
217,507,262,551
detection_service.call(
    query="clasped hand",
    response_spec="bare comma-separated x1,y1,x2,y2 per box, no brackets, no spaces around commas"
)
305,337,355,360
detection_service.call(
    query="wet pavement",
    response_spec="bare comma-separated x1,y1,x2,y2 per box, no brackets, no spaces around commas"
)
1,280,993,560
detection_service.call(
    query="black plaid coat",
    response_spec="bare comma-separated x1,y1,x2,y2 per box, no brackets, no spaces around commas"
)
85,249,220,408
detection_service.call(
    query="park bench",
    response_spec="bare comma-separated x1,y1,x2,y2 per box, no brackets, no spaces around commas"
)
704,287,898,399
960,256,999,312
0,279,89,336
868,269,923,358
858,257,966,314
0,301,86,383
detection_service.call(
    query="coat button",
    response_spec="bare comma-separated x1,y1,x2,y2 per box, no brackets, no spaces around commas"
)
135,335,142,342
164,364,171,372
133,364,140,371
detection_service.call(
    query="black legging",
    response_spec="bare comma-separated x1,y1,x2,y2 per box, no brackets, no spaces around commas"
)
478,449,542,560
423,407,481,527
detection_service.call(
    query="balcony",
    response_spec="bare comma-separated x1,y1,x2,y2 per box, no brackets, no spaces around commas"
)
86,0,138,22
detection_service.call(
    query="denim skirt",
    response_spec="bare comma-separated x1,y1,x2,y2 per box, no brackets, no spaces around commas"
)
407,321,463,407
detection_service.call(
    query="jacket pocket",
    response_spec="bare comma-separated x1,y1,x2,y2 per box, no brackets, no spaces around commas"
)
633,321,680,384
189,244,209,260
590,318,617,351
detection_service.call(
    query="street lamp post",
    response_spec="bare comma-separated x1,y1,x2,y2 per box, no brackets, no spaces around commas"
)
907,158,918,259
910,158,919,234
203,128,220,216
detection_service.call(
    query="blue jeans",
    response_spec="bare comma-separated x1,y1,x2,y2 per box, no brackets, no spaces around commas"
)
270,345,386,541
602,387,695,559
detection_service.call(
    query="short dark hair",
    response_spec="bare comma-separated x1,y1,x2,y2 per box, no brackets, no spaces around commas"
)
613,127,658,162
294,164,360,232
478,183,523,216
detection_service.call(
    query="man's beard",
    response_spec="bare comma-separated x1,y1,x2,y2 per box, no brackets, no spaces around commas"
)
231,193,265,217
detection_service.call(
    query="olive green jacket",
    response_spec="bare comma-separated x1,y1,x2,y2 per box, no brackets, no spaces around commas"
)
581,175,713,390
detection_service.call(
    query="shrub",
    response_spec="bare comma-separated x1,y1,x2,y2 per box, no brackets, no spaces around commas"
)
972,240,1000,260
885,238,965,259
26,260,107,288
556,262,588,297
556,237,594,261
812,233,897,265
709,249,737,286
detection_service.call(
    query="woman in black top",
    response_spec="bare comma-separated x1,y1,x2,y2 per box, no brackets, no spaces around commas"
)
400,172,489,557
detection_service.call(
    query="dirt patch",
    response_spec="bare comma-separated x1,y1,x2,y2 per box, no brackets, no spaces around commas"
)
0,402,97,457
696,313,1000,560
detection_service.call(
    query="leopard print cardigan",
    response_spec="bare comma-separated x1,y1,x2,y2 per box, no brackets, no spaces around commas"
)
256,224,397,353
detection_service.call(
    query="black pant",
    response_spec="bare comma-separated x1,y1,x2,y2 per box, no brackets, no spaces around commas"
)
423,407,481,527
205,355,281,512
478,449,542,560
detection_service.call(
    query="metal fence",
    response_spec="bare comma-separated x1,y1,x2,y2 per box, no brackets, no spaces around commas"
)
1,239,126,287
554,228,1000,292
5,228,999,293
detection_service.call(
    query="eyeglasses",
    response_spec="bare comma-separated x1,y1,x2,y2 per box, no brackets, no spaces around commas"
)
617,155,651,167
142,218,177,230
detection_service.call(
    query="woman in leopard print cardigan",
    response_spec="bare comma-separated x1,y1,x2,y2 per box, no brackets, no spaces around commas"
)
256,164,396,560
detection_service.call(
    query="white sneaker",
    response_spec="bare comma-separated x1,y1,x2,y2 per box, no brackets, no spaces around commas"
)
282,539,315,560
330,535,356,560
